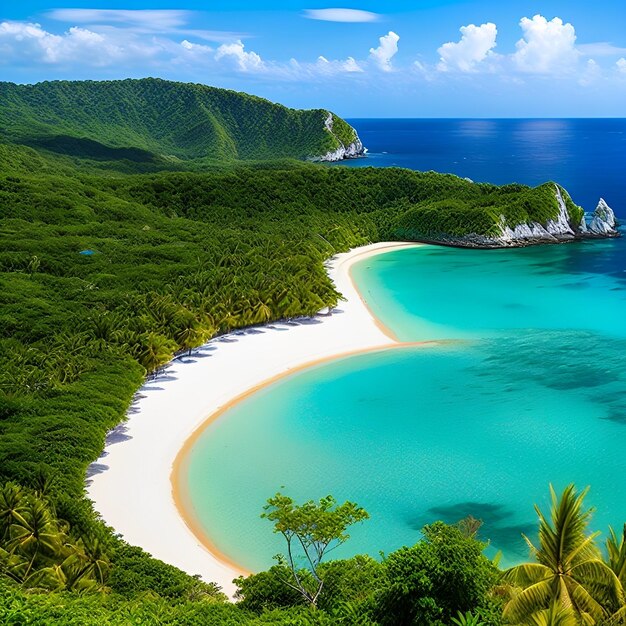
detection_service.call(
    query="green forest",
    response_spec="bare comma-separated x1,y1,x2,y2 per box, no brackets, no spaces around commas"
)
0,79,360,163
0,79,608,624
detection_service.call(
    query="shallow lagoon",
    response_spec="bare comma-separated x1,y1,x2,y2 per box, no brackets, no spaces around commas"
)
185,235,626,570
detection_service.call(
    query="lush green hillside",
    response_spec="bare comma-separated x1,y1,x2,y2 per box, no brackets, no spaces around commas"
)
0,80,601,624
0,78,360,163
0,152,582,544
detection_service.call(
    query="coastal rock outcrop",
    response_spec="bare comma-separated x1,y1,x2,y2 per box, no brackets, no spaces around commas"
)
589,198,618,236
483,184,579,246
423,187,619,248
312,112,366,162
317,138,366,162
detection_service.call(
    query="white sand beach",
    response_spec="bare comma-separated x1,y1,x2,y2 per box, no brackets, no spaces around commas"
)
86,241,419,597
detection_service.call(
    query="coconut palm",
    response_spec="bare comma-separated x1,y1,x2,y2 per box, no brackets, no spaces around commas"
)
7,498,63,579
604,527,626,625
76,534,110,585
521,601,579,626
502,484,624,625
0,483,26,542
607,525,626,587
133,332,176,373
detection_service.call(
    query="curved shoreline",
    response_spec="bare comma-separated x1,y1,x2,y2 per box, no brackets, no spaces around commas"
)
86,241,420,596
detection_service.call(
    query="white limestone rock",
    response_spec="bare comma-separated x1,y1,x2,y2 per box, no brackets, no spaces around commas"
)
589,198,617,235
487,185,576,245
315,139,365,162
436,188,618,248
548,185,576,238
311,112,366,162
499,218,556,243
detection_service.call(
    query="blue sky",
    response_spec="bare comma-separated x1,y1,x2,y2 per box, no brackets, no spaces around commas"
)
2,1,626,116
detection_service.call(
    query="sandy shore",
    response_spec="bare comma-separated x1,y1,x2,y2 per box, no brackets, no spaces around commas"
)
86,241,419,596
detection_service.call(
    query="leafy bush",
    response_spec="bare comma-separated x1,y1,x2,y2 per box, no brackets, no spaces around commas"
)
374,522,499,626
234,565,307,612
108,544,225,601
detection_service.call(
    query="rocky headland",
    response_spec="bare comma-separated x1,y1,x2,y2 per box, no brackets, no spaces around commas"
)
426,186,619,248
312,112,367,162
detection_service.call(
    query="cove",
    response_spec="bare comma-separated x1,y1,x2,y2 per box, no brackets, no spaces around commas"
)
182,235,626,571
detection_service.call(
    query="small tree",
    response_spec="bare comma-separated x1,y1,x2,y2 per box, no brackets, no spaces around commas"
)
261,493,369,608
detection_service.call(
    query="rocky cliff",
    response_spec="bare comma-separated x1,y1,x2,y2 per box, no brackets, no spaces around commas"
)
310,113,366,162
588,198,618,236
418,187,619,248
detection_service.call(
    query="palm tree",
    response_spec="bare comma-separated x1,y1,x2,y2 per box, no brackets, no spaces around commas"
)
133,332,176,374
605,526,626,625
76,534,110,585
522,601,579,626
0,483,26,542
7,498,63,581
502,484,624,624
607,525,626,588
174,318,208,355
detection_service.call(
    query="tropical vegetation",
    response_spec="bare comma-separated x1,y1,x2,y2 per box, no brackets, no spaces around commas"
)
502,485,626,625
1,78,360,163
0,78,606,623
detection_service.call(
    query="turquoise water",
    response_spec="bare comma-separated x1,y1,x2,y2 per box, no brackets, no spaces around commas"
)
185,237,626,570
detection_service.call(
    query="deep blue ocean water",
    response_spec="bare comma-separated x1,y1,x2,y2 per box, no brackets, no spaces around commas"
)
183,119,626,572
343,119,625,217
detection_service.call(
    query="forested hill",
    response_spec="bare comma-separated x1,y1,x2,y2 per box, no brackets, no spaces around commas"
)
0,78,362,163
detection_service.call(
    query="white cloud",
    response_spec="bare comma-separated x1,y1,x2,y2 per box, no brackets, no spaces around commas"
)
179,39,213,54
215,40,263,71
47,9,190,30
578,42,626,57
617,58,626,74
369,31,399,71
0,20,158,66
303,9,380,23
578,58,602,86
437,22,497,72
343,56,363,72
0,18,372,79
46,9,245,42
513,15,580,73
316,54,363,74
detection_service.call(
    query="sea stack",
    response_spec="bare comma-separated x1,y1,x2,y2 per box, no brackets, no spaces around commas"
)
589,198,619,236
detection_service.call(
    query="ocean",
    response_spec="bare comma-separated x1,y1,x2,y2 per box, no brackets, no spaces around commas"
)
183,120,626,571
343,118,625,217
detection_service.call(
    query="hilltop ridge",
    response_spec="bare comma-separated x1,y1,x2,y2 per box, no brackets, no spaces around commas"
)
0,78,364,164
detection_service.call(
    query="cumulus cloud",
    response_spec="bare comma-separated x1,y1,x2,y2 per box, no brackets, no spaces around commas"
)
215,40,264,71
437,22,497,72
316,55,363,73
0,20,158,66
179,39,212,54
369,31,399,71
0,18,381,80
7,9,624,91
513,15,580,73
303,8,380,23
